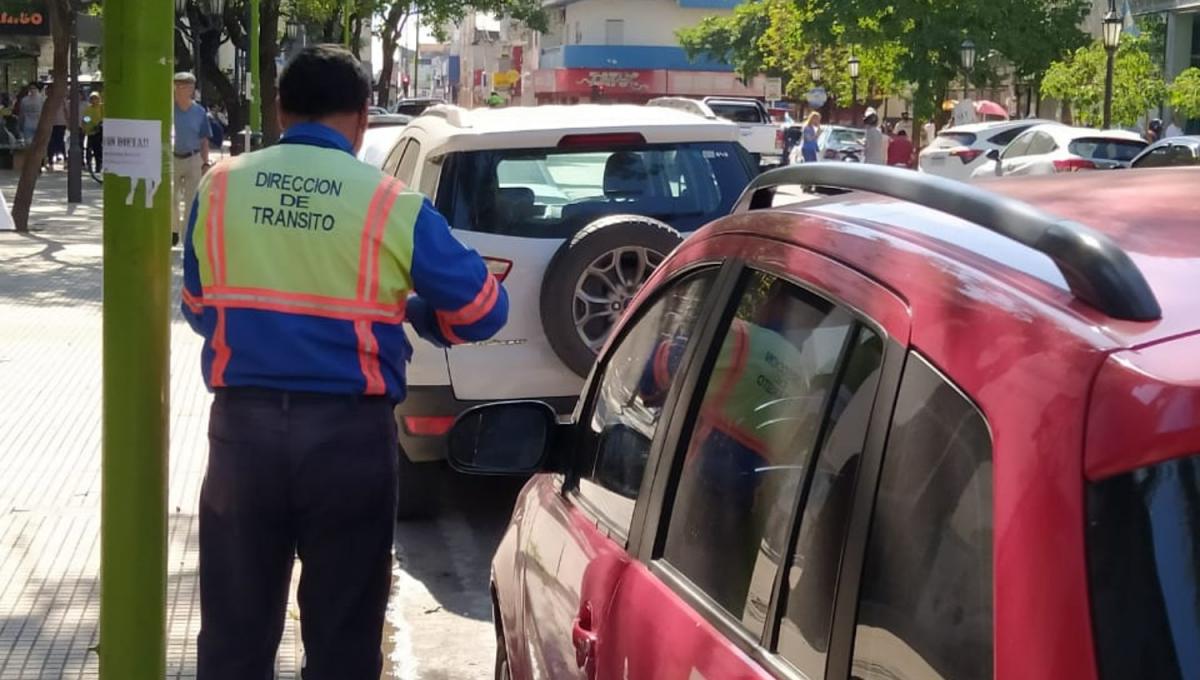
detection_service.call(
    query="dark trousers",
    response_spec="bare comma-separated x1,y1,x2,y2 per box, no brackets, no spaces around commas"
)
198,389,399,680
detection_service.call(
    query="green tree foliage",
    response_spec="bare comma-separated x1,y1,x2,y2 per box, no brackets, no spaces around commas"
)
678,0,1089,134
1042,35,1167,127
1168,67,1200,120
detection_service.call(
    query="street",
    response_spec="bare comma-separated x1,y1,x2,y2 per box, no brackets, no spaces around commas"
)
0,172,516,679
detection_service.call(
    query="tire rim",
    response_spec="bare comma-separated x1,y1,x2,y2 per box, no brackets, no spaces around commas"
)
573,246,665,352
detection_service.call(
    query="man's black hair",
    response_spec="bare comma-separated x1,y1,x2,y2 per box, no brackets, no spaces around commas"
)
279,44,371,118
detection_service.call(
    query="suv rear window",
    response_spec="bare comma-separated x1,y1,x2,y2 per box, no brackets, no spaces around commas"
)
707,103,765,124
1087,454,1200,680
1068,138,1145,162
436,143,755,239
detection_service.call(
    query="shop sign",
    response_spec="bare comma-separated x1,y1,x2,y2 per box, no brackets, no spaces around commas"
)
575,70,650,92
0,1,48,36
493,70,521,90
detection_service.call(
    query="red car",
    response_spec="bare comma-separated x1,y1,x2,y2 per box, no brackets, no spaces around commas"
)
449,165,1200,680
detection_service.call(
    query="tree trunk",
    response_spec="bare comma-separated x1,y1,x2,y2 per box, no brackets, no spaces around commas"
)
12,0,70,232
376,6,410,107
259,0,282,143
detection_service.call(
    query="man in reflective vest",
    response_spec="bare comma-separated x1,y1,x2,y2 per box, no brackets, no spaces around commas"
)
181,45,508,679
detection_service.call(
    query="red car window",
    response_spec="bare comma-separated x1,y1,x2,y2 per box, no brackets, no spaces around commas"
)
850,354,993,680
660,270,862,642
576,271,716,536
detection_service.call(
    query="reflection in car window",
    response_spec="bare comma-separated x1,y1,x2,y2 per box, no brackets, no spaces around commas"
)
851,354,993,680
986,125,1032,146
394,139,421,186
1133,143,1199,168
662,271,857,638
436,143,753,239
1088,453,1200,680
1025,132,1057,155
1068,138,1146,162
1001,132,1034,159
777,328,883,677
577,272,716,537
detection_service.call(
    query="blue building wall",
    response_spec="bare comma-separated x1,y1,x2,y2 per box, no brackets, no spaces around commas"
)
540,45,733,72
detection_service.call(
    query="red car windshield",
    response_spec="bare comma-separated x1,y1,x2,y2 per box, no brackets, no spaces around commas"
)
1087,453,1200,680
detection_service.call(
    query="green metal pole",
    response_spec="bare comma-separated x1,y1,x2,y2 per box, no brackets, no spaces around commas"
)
99,0,171,677
249,0,261,134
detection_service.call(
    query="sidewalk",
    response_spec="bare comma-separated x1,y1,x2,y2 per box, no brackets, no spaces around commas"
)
0,171,303,679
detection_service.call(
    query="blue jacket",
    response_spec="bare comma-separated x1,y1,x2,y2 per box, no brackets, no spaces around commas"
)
181,123,508,402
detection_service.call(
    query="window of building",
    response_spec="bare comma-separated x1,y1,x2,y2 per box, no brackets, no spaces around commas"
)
605,19,624,46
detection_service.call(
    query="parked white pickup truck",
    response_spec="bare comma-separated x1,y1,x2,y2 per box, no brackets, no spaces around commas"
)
648,96,784,168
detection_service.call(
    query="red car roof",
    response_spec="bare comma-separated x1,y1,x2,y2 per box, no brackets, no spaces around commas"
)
756,168,1200,349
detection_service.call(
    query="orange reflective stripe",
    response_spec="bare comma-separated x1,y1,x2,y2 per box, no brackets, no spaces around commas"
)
201,290,407,323
353,176,405,395
207,286,402,314
212,308,231,387
367,177,403,303
182,289,204,314
354,320,387,395
436,274,499,330
357,180,391,301
205,167,231,285
437,315,466,345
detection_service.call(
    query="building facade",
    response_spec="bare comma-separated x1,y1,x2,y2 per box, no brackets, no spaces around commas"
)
1130,0,1199,131
532,0,769,104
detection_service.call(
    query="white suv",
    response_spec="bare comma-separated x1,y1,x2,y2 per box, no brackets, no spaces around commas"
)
918,119,1054,180
369,104,756,516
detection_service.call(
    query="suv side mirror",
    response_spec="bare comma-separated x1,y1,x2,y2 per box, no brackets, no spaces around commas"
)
447,401,559,475
986,149,1001,162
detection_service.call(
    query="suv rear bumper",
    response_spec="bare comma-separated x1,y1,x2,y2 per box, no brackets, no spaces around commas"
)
395,385,578,463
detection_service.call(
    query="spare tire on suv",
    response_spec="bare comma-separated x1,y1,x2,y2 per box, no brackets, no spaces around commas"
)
540,215,684,377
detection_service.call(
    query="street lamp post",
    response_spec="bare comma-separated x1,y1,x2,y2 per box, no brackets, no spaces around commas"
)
960,39,977,101
1102,8,1123,129
849,55,860,121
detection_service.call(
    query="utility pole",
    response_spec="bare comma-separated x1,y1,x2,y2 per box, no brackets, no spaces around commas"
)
99,0,172,676
67,4,81,203
249,0,260,136
413,8,420,98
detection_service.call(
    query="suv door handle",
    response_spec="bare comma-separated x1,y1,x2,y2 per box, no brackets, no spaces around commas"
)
572,601,598,676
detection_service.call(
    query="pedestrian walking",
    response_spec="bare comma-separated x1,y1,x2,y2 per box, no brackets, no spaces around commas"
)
48,95,68,170
181,44,509,680
800,111,822,163
863,107,888,165
173,72,211,246
82,92,104,171
887,129,915,168
16,83,44,145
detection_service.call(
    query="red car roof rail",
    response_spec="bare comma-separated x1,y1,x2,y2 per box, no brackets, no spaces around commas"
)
734,164,1162,323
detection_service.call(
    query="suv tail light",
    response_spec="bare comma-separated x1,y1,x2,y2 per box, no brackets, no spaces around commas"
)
1053,158,1097,172
950,148,984,164
484,257,513,282
775,128,785,150
557,133,646,148
403,416,456,437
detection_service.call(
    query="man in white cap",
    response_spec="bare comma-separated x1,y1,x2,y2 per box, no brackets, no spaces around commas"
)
863,107,888,165
173,72,212,246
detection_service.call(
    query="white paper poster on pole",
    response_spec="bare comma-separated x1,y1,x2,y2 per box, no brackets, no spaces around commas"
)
103,118,163,208
0,188,14,231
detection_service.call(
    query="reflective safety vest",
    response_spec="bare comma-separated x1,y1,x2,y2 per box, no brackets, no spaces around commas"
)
184,142,425,396
691,320,809,463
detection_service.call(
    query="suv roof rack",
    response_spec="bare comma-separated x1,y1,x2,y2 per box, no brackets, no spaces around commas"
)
421,104,470,128
735,164,1162,322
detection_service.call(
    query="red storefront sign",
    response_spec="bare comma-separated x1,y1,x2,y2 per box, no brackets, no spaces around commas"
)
539,68,668,96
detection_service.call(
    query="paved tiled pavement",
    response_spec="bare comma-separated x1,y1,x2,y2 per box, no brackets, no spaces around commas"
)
0,171,303,679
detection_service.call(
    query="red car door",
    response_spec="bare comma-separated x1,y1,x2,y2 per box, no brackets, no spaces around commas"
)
516,269,724,679
593,236,911,679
